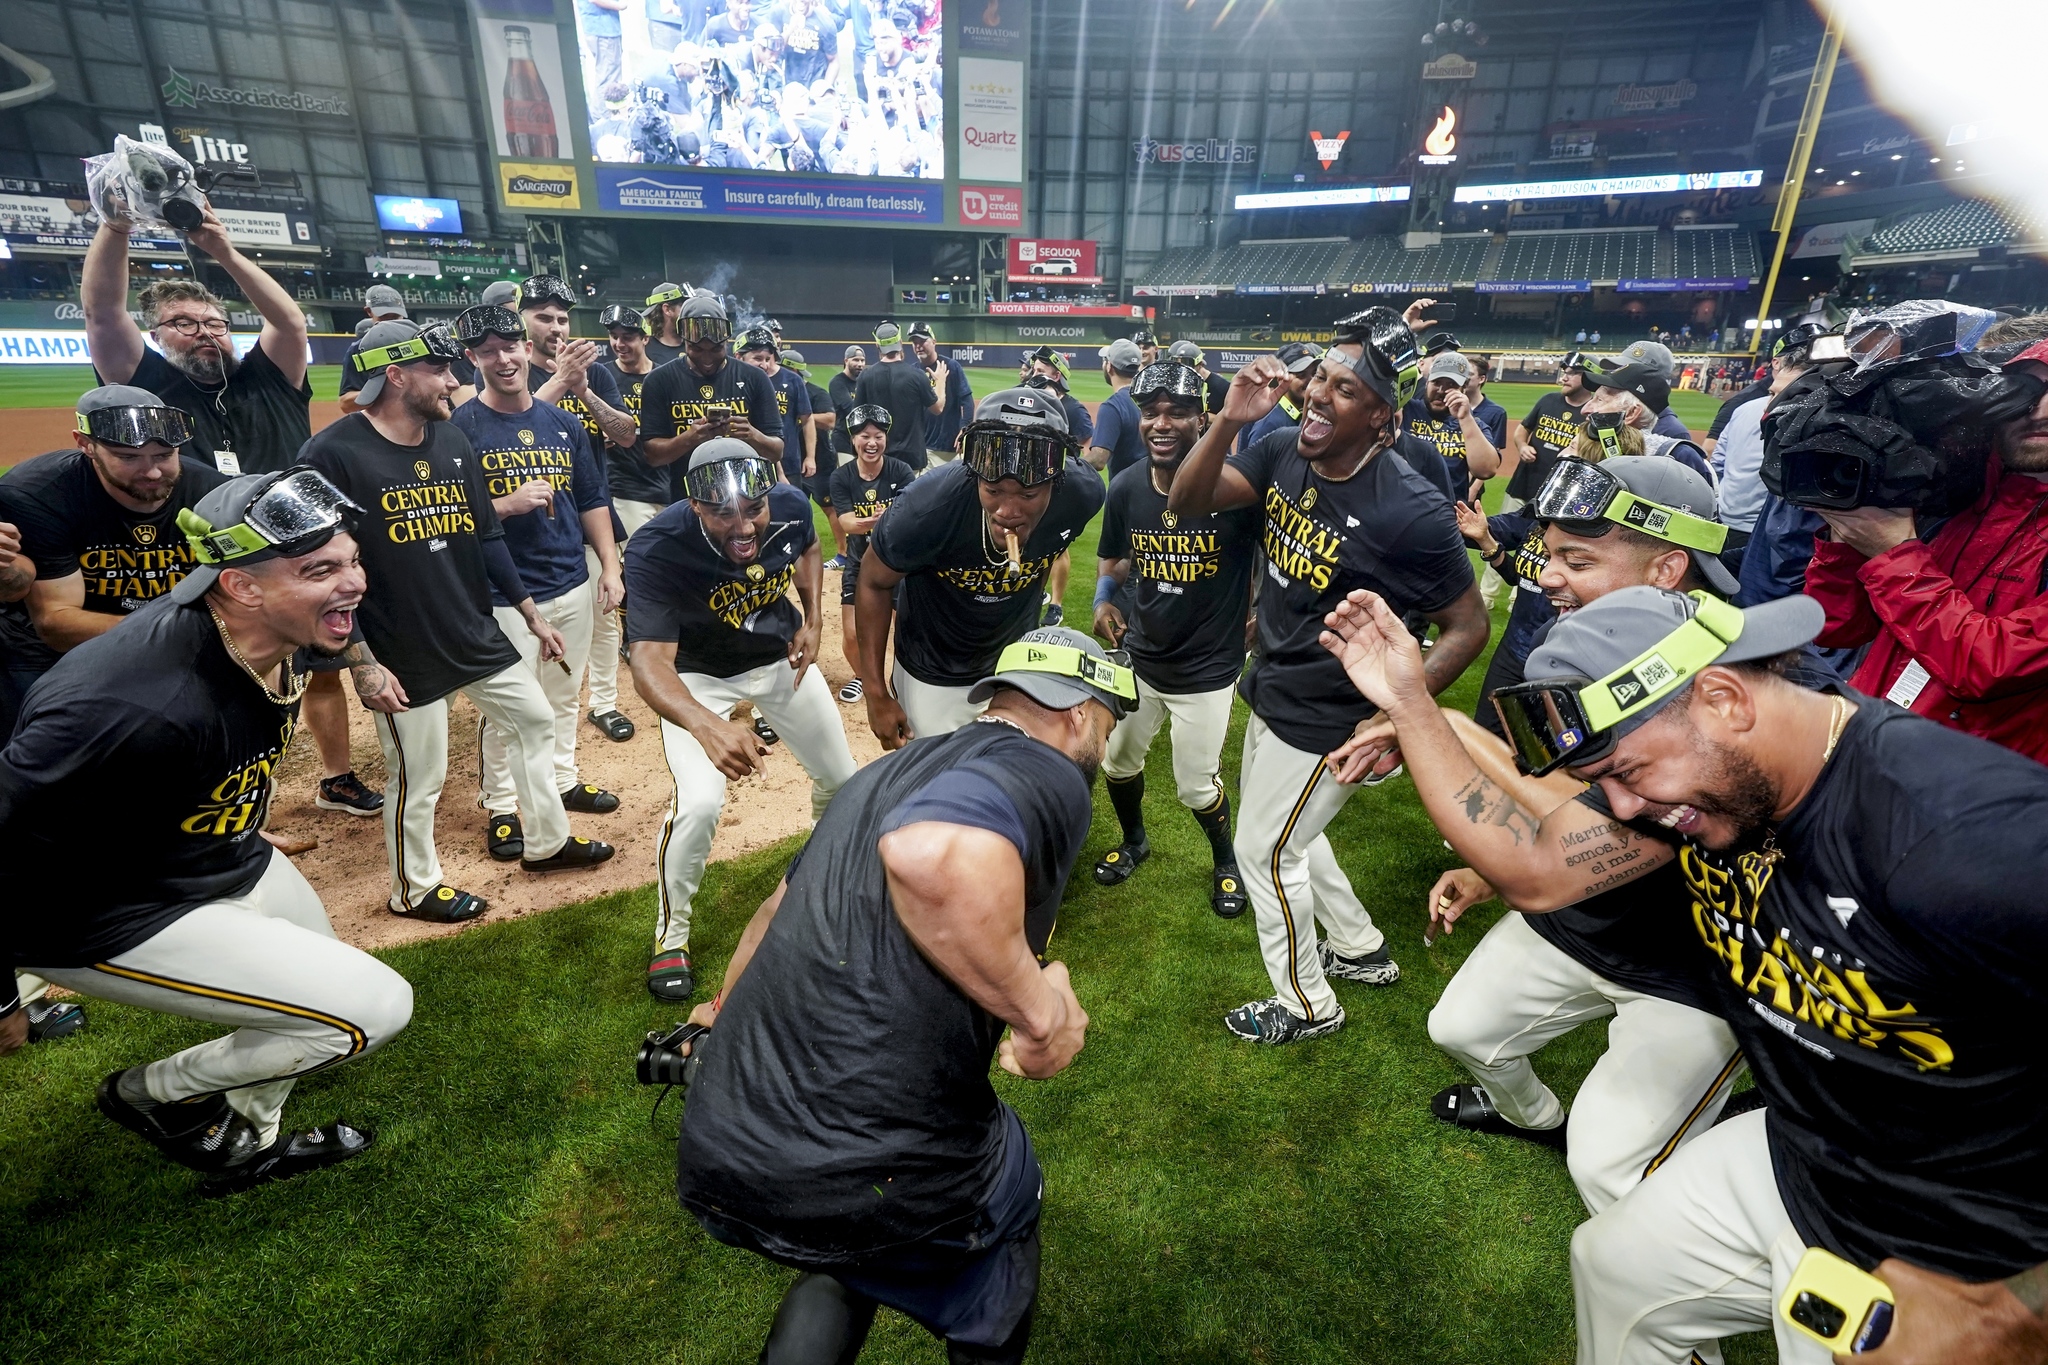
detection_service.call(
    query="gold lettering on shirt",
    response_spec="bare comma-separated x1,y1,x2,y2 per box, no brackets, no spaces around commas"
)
476,442,577,499
937,552,1055,598
378,478,477,543
180,718,295,837
1129,528,1224,583
706,562,797,628
1260,485,1341,592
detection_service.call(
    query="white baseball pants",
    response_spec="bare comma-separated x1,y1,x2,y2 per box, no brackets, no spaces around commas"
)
1101,679,1235,807
28,849,412,1148
586,497,664,714
892,660,985,739
1233,714,1387,1022
481,584,595,813
655,658,858,952
1429,909,1742,1213
1572,1110,1831,1365
377,660,567,911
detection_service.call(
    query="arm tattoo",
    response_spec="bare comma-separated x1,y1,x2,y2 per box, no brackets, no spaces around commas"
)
350,664,388,702
591,396,637,448
340,640,375,667
2007,1263,2048,1318
0,563,31,601
1451,774,1543,846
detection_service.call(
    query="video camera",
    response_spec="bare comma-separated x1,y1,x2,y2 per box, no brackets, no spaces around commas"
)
636,1021,707,1088
84,135,259,236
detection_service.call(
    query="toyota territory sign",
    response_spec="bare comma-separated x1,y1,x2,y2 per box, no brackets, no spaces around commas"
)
1006,239,1100,284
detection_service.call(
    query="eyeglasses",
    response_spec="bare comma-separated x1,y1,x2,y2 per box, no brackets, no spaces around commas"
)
158,316,231,337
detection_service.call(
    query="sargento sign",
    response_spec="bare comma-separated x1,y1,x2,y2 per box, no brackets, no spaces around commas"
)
1133,138,1259,168
1005,238,1100,283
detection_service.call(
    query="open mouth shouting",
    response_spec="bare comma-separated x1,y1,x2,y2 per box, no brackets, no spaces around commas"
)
1297,406,1335,445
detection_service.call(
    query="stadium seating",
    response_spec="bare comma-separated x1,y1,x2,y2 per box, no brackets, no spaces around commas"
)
1336,234,1491,289
1670,226,1760,280
1858,200,2043,259
1492,229,1657,285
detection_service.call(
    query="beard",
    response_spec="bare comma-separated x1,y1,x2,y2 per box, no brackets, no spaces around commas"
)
167,339,238,387
1688,736,1781,842
1998,420,2048,473
402,383,452,424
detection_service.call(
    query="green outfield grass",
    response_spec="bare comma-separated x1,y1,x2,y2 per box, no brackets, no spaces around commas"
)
0,368,1770,1364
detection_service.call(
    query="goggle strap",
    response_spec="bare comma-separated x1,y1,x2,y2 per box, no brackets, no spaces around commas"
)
1577,592,1746,732
1605,490,1728,554
177,509,271,565
1596,423,1624,460
354,338,433,371
992,641,1138,702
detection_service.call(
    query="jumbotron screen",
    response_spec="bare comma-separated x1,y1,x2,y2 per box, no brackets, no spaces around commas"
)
571,0,944,180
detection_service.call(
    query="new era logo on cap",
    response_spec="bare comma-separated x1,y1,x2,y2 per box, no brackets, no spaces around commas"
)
1621,501,1673,535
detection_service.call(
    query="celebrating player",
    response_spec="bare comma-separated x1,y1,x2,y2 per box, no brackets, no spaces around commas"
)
1169,307,1488,1044
304,321,615,923
1091,361,1260,919
826,404,916,705
854,388,1105,744
0,469,412,1194
638,293,784,486
625,439,857,1002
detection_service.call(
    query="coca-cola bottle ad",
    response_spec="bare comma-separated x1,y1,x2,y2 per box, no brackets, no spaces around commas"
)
482,21,568,161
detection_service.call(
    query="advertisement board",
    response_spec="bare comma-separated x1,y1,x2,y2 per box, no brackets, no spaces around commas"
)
477,18,571,162
958,57,1024,183
1005,239,1099,283
0,193,183,258
374,195,464,235
988,301,1141,318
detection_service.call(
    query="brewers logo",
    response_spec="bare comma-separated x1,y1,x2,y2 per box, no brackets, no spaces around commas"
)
415,460,432,481
1161,510,1179,530
1300,487,1318,511
519,429,536,447
746,563,765,581
132,524,157,545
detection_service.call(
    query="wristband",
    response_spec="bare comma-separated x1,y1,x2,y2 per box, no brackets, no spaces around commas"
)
1093,574,1118,608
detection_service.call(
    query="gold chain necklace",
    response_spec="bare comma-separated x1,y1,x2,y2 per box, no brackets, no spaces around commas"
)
981,512,1024,576
206,604,307,706
1755,695,1854,869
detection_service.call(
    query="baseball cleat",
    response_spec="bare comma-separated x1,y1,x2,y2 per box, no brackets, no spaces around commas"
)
1223,997,1344,1045
826,553,853,571
559,783,621,814
1360,762,1406,788
486,813,524,861
96,1068,263,1172
753,715,780,745
521,837,616,873
837,677,864,704
1210,865,1248,919
648,949,695,1001
315,770,384,816
26,1000,84,1042
589,709,636,742
202,1121,374,1197
394,885,489,922
1092,839,1150,886
1430,1084,1566,1151
1319,940,1401,986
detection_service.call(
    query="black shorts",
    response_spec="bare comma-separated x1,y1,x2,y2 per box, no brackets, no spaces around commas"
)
840,554,862,605
806,466,837,508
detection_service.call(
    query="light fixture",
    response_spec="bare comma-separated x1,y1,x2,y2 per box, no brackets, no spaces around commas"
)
1813,167,1825,174
1836,180,1846,185
1890,153,1903,161
1930,156,1943,163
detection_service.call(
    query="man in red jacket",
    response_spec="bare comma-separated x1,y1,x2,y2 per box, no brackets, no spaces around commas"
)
1806,339,2048,764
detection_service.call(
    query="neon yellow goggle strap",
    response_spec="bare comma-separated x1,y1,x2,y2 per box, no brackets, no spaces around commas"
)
1578,592,1747,732
992,641,1138,703
1605,490,1728,555
176,507,270,565
646,285,686,306
353,337,434,372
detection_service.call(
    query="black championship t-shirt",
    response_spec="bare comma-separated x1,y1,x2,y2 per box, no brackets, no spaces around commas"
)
869,460,1106,688
638,356,782,502
1599,697,2048,1279
853,358,938,463
645,337,685,369
623,483,815,678
528,358,623,462
300,414,520,705
804,382,839,481
828,455,917,565
1226,430,1474,754
1527,836,1718,1012
0,450,228,617
597,359,671,506
675,722,1091,1258
1487,509,1556,668
1401,398,1478,495
1100,461,1261,694
1507,391,1586,501
827,370,861,456
112,343,312,477
0,595,297,965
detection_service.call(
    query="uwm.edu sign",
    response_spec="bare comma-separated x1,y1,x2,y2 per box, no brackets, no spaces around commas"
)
1005,239,1100,283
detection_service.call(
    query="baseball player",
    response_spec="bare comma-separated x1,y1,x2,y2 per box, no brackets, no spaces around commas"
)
1091,361,1261,920
304,321,614,922
826,405,917,705
1378,457,1747,1212
1403,347,1502,500
1169,307,1489,1044
854,388,1106,745
452,305,624,861
588,303,670,742
0,468,411,1194
625,439,857,1002
637,294,784,486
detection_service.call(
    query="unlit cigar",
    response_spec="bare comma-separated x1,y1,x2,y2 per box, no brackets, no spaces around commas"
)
1004,528,1022,576
557,659,573,676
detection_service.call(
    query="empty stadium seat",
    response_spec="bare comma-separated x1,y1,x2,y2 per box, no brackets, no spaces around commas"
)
1490,229,1656,285
1861,200,2039,257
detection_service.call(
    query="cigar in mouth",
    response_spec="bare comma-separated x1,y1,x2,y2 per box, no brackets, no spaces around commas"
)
1004,528,1022,576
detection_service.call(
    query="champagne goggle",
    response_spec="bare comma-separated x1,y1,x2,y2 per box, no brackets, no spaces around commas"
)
1531,461,1727,555
682,313,733,344
963,426,1068,487
601,305,647,333
645,284,688,306
178,467,364,565
680,456,777,507
353,331,463,371
520,275,577,310
451,305,527,347
1492,592,1745,776
845,404,892,432
75,405,193,449
1129,361,1204,407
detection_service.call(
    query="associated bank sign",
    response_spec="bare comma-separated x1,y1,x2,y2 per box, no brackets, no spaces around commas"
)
161,67,351,118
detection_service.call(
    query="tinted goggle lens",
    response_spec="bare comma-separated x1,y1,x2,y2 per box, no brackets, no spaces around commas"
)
78,405,192,448
846,404,892,432
964,428,1066,486
683,315,732,344
522,275,575,308
246,468,365,546
681,458,777,506
1532,460,1621,524
453,305,526,346
1491,679,1607,777
601,305,645,331
1130,362,1203,406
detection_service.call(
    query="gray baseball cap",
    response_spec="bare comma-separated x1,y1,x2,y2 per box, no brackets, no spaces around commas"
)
1619,339,1679,381
1274,341,1323,374
1099,337,1144,374
363,284,408,318
966,626,1136,719
1424,349,1473,384
349,320,441,405
479,281,522,308
77,383,171,417
1167,339,1204,364
1525,585,1823,740
844,344,868,360
874,320,903,352
1568,456,1739,596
